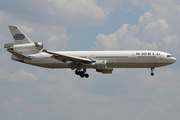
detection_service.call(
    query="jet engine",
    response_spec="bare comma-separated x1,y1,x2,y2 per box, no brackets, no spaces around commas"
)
91,61,107,69
90,61,113,74
96,68,113,74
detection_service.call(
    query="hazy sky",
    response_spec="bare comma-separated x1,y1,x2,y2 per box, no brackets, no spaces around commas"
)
0,0,180,120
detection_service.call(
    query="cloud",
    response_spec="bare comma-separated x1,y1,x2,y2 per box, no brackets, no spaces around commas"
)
48,0,107,25
128,0,180,27
0,52,14,81
100,0,121,14
41,69,84,102
143,42,158,49
7,69,37,82
136,68,180,94
46,26,68,50
176,5,180,12
19,25,33,34
143,19,169,35
138,12,154,24
92,24,142,50
0,11,10,25
17,112,25,119
135,105,170,120
163,34,179,45
5,95,25,106
0,0,110,26
92,12,178,50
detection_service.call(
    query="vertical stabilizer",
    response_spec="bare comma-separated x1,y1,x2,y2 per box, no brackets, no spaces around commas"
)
9,26,32,44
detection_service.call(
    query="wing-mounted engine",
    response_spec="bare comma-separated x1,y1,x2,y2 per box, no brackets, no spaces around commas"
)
91,61,113,74
4,42,43,54
91,61,107,69
96,68,113,74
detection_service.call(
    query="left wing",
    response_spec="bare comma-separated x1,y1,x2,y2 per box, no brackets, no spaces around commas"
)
8,50,31,60
42,49,93,64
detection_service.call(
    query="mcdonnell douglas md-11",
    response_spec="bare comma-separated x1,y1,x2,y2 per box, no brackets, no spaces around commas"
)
4,26,177,78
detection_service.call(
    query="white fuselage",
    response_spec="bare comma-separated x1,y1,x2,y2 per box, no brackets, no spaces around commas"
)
6,25,177,77
13,50,176,69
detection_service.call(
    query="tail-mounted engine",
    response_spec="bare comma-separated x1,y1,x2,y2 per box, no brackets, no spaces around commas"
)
4,42,43,54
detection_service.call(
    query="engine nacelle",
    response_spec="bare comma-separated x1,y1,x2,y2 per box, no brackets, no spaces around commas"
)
96,68,113,74
7,42,43,54
91,61,107,69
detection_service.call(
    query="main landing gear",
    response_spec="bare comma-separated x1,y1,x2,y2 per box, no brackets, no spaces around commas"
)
75,69,89,78
150,67,154,76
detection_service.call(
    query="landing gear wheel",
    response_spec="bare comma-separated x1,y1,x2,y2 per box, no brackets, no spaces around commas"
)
75,70,80,75
79,71,84,75
75,69,90,78
84,74,89,78
80,74,85,78
151,73,154,76
79,71,85,78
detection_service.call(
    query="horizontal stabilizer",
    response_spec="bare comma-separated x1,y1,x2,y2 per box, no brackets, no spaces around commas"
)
4,43,17,48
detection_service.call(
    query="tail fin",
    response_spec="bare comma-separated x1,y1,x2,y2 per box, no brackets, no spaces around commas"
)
9,26,32,44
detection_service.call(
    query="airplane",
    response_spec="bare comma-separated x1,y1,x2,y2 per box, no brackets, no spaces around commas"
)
4,26,177,78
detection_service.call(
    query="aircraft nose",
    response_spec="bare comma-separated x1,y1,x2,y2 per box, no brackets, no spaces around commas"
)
172,57,177,63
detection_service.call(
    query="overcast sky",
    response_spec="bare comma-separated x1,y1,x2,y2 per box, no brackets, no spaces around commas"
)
0,0,180,120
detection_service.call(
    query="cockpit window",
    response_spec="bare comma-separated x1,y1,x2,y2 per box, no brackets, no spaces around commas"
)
167,55,173,57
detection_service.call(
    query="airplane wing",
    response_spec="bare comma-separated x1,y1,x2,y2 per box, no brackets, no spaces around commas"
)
8,50,31,60
42,49,93,64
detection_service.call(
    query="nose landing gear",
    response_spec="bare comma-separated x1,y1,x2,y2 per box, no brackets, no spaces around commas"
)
75,69,89,78
150,67,154,76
